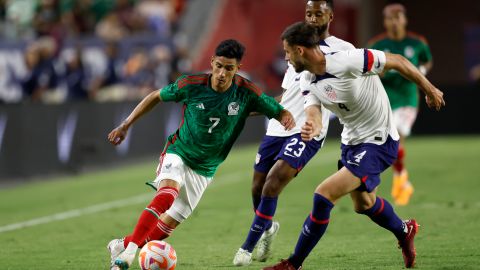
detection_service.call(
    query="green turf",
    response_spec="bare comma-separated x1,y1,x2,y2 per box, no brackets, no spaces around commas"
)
1,136,479,269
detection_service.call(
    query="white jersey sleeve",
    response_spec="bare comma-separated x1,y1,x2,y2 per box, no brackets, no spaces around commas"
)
337,49,386,78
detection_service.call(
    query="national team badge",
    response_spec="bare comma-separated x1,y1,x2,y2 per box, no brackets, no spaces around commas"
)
404,46,414,58
324,85,337,100
228,102,239,115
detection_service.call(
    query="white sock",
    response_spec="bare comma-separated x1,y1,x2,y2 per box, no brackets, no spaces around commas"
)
124,242,138,255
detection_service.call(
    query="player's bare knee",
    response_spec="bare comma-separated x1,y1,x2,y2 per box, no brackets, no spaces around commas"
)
353,199,375,213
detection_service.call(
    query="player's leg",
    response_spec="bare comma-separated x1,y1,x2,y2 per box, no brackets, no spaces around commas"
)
244,160,297,262
265,167,361,270
237,135,323,265
252,170,267,211
112,153,186,269
233,136,282,266
391,107,417,205
352,189,419,268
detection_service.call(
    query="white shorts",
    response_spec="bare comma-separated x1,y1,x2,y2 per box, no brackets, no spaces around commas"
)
392,107,418,137
153,153,212,223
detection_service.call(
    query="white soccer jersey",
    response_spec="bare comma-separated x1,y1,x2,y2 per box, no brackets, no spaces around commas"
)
266,36,355,138
302,49,400,145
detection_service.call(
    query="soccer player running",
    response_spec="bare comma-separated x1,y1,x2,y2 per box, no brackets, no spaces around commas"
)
233,1,355,266
106,39,295,270
368,3,433,205
263,22,444,270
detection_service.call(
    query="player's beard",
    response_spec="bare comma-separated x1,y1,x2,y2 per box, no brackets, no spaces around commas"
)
314,23,328,38
293,61,306,73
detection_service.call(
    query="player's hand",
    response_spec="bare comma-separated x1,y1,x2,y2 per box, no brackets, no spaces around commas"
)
277,109,295,131
108,124,128,145
425,87,445,111
301,120,321,141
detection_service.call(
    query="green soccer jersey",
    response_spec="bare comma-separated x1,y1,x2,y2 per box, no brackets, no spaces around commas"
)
368,32,432,109
159,74,283,177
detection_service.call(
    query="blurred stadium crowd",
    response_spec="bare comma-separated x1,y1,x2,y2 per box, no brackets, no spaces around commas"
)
0,0,192,103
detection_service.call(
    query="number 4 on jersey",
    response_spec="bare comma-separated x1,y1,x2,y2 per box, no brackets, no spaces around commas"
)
354,150,367,163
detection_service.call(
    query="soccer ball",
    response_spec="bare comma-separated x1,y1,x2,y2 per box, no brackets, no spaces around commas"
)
138,240,177,270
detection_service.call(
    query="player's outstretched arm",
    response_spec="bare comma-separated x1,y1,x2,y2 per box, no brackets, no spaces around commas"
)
108,90,162,145
301,105,323,141
275,109,295,131
384,53,445,111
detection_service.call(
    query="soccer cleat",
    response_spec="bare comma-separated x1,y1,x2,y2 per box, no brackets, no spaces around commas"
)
107,238,125,270
114,250,136,270
398,219,419,268
262,259,302,270
256,221,280,262
395,181,414,206
391,170,408,200
233,248,253,266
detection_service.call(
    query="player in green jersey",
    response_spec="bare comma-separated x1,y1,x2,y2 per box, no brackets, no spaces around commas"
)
368,3,433,206
106,39,295,270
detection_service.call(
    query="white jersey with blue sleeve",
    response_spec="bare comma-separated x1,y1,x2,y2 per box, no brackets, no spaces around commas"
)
266,36,355,138
301,49,400,145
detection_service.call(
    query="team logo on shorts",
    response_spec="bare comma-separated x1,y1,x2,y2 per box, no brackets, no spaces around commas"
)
255,153,261,164
228,102,240,115
323,85,337,100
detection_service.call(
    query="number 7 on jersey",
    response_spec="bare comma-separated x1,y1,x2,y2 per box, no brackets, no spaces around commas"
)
209,117,220,133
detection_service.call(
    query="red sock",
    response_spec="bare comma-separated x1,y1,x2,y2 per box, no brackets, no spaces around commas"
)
124,219,174,248
129,187,179,246
393,146,405,173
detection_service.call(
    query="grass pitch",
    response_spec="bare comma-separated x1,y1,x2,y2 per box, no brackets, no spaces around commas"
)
1,136,479,269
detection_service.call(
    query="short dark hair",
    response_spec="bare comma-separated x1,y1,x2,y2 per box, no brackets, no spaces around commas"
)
215,39,245,62
281,21,320,48
308,0,334,10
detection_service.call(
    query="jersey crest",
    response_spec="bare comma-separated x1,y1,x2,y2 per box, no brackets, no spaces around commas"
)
324,85,337,101
228,102,240,115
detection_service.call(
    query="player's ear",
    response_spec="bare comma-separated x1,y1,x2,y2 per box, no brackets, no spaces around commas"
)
210,56,215,67
297,46,305,56
237,63,242,71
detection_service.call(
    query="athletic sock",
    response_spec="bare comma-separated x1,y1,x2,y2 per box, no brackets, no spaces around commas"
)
393,146,405,173
289,194,333,268
241,196,278,252
359,196,405,240
129,187,178,246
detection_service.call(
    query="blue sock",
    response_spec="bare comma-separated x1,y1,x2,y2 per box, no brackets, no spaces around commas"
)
241,196,278,252
289,194,333,268
360,197,405,240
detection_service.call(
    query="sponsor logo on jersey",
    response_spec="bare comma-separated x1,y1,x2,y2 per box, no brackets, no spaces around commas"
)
196,103,205,110
228,102,240,115
324,85,337,100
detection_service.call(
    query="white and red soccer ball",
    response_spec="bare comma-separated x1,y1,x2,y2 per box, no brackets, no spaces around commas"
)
138,240,177,270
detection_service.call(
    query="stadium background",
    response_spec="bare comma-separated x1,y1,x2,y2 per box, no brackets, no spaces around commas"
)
0,0,479,269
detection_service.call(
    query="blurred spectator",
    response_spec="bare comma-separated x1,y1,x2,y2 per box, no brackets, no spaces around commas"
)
123,45,155,99
60,0,96,37
63,46,89,100
96,0,146,41
136,0,174,37
470,64,480,88
21,37,59,102
32,0,64,51
169,32,191,82
3,0,36,39
89,42,127,102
